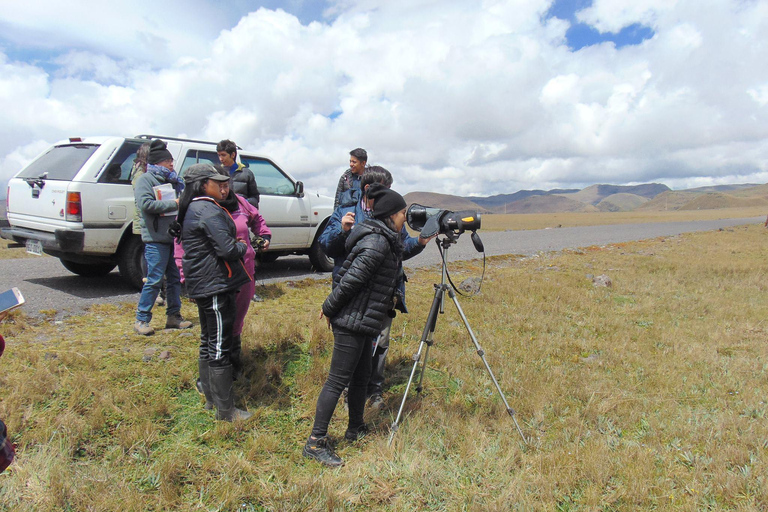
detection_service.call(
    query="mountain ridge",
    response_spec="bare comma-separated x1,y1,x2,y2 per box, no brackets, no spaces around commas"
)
404,182,768,214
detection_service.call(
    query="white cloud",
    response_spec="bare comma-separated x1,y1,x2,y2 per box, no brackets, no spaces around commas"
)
1,0,768,199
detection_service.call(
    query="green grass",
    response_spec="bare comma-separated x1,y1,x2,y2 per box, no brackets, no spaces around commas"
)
2,225,768,510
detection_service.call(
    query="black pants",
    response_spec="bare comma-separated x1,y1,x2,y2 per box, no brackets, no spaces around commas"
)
368,315,392,397
196,291,237,367
311,327,373,437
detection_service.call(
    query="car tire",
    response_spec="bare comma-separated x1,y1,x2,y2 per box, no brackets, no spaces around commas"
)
60,259,117,277
308,237,334,272
117,235,146,291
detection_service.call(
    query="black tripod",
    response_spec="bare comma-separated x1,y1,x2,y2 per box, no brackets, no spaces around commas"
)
388,235,527,446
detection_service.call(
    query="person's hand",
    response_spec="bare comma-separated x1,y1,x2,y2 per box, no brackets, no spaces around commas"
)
319,310,331,328
0,311,8,323
341,212,356,232
175,198,180,204
261,240,270,251
418,234,437,246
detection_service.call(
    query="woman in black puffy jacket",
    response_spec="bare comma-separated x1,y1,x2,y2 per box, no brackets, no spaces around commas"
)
171,163,252,423
303,185,407,467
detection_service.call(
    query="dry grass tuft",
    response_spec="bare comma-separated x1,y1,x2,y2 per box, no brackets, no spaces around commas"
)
2,224,768,510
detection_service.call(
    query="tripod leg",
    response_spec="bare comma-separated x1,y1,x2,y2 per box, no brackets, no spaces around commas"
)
447,288,527,444
415,331,434,395
388,285,444,447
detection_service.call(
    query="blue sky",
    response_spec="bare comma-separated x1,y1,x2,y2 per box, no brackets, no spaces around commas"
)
0,0,766,198
547,0,655,50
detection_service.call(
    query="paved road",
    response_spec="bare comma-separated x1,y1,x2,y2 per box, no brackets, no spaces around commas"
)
2,217,761,319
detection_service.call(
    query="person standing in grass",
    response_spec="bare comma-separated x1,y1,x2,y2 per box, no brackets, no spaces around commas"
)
171,163,253,422
320,167,432,412
133,139,192,336
190,166,271,409
303,185,407,467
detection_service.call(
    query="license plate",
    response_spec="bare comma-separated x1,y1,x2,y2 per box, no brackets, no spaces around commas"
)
25,239,43,256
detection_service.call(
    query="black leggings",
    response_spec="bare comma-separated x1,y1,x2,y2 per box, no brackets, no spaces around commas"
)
311,327,373,437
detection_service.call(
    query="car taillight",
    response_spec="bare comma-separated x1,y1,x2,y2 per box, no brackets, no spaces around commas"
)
66,192,82,222
69,137,83,143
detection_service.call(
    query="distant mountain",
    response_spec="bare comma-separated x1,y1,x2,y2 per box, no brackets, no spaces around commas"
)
466,189,579,209
560,183,670,205
403,192,487,212
500,194,598,214
638,183,768,211
402,182,765,215
685,184,761,193
596,193,649,212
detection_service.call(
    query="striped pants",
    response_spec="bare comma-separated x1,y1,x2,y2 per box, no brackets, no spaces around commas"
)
196,290,237,367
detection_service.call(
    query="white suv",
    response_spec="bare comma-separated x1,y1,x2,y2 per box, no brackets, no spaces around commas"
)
2,135,334,289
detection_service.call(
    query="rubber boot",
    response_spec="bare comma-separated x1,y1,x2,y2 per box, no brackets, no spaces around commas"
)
196,359,214,410
231,335,243,381
209,364,252,422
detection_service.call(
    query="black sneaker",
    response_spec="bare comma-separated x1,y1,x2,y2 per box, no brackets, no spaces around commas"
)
303,436,343,467
344,423,369,442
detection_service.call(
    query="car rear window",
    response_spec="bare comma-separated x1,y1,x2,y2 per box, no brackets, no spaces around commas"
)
16,144,100,181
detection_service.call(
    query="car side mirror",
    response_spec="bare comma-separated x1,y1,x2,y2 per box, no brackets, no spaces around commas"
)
295,181,305,198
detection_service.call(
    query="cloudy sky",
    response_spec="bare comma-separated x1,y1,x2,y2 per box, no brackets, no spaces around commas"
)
1,0,767,198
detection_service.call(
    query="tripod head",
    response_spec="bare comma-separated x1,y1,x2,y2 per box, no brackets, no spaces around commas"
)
431,229,486,297
435,228,484,251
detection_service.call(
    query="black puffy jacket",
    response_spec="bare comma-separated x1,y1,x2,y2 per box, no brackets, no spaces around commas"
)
181,197,251,299
322,219,403,336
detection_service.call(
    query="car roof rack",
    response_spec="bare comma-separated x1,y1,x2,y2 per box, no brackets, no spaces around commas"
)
134,134,242,150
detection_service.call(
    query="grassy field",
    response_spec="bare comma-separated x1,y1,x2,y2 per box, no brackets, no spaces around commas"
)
480,206,767,231
1,221,768,510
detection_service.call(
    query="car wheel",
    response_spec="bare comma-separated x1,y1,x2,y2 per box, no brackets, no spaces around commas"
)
60,259,117,277
117,235,146,291
308,237,334,272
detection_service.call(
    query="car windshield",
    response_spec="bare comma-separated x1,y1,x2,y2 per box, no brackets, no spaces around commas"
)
16,144,99,181
239,156,296,196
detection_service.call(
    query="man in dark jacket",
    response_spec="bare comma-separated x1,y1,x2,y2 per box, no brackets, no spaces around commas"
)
133,139,193,336
333,147,369,208
216,139,260,208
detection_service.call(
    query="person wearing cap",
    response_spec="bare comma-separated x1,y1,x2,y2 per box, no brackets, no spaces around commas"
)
333,148,369,208
177,165,272,406
303,185,409,467
171,163,253,422
133,139,192,336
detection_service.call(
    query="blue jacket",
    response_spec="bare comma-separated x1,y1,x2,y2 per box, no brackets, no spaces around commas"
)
319,195,424,313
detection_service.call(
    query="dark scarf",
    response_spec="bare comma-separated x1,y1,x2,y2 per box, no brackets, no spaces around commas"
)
147,164,184,195
218,189,239,213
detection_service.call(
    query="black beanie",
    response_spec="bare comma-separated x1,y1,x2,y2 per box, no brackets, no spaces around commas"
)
369,184,407,220
147,139,173,165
